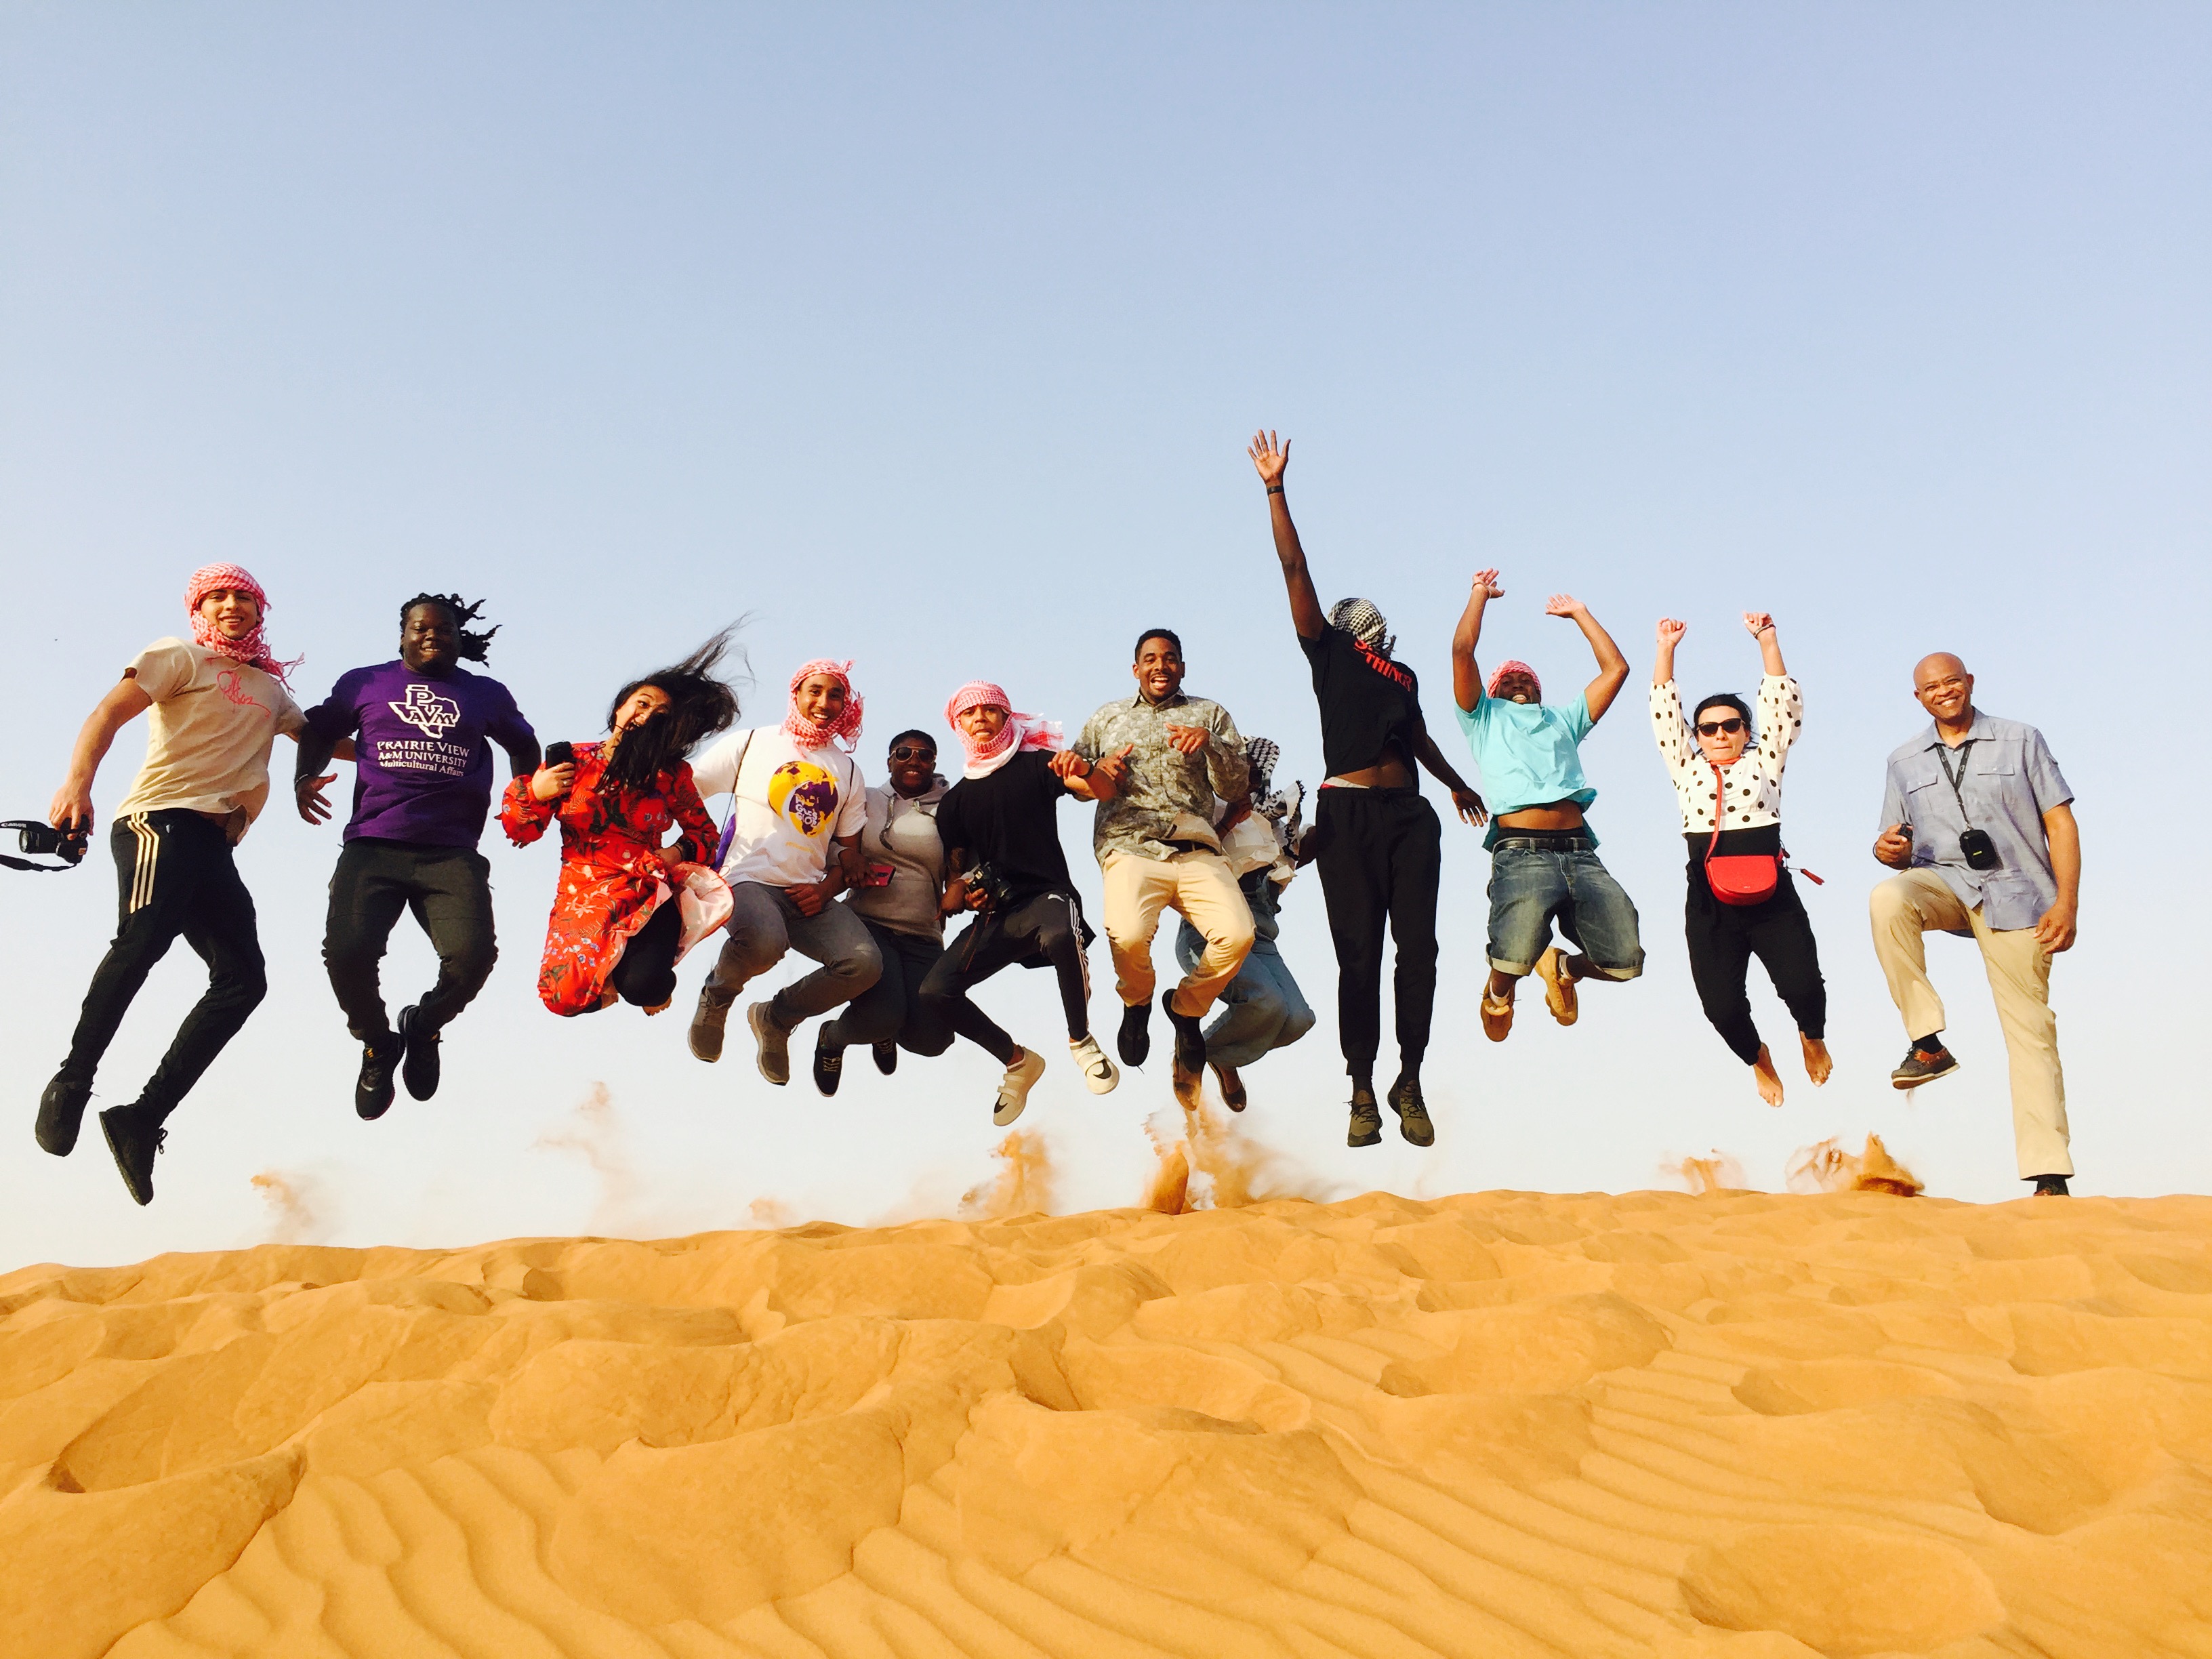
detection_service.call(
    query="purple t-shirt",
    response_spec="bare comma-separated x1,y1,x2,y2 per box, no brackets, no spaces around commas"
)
305,660,535,846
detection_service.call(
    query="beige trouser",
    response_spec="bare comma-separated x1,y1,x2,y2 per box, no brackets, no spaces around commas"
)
1869,868,2070,1179
1101,850,1255,1017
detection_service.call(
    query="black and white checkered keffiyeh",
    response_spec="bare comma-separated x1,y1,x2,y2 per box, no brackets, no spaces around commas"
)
1240,735,1305,882
1328,596,1395,658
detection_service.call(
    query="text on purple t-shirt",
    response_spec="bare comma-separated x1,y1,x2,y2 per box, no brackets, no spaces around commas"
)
305,660,535,845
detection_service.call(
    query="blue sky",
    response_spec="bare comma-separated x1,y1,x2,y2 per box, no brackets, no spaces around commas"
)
3,3,2206,1267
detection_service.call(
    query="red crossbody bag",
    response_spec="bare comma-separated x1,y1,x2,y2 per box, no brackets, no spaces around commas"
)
1702,762,1824,905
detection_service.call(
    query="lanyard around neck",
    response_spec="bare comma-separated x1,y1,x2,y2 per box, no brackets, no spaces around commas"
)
1934,739,1976,824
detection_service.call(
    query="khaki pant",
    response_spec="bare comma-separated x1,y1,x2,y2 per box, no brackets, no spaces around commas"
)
1101,851,1255,1017
1869,868,2070,1179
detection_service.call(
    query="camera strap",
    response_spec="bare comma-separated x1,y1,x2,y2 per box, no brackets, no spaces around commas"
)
1934,740,1976,825
0,821,87,874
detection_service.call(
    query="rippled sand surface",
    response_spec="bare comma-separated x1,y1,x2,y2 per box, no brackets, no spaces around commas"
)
5,1189,2211,1658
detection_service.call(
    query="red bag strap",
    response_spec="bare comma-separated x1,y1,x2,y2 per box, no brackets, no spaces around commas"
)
1704,763,1725,862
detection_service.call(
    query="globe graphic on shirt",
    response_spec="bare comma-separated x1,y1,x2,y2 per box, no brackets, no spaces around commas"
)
766,760,840,837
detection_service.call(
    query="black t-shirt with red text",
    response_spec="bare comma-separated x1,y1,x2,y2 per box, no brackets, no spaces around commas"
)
1299,625,1427,777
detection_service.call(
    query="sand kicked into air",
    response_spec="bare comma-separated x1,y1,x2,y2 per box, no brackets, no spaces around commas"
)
4,1185,2211,1656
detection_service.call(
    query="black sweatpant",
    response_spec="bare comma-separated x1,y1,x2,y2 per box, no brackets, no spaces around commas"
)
821,916,954,1057
1313,787,1441,1075
56,812,268,1125
1683,829,1826,1066
323,838,497,1040
916,889,1090,1066
609,899,682,1009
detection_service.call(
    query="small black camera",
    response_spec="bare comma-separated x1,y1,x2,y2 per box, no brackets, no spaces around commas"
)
962,860,1017,911
1,820,89,873
1959,827,2001,872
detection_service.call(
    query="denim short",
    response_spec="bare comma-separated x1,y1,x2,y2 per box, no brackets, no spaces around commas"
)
1486,836,1644,979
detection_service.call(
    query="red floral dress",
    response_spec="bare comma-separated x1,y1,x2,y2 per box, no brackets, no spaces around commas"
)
499,743,733,1016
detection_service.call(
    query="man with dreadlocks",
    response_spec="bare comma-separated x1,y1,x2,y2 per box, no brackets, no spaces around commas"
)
295,594,539,1119
687,659,883,1086
1248,431,1486,1149
1171,735,1317,1112
37,565,310,1203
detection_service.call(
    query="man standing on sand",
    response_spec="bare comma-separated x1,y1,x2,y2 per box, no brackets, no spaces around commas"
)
36,565,310,1204
1450,569,1643,1039
1871,653,2080,1197
1076,630,1254,1107
293,593,539,1122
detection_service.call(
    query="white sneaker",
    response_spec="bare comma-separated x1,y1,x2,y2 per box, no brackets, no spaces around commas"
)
1069,1034,1120,1094
994,1048,1046,1126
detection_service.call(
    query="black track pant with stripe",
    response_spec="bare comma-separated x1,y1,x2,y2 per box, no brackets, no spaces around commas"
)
55,811,268,1125
917,889,1091,1067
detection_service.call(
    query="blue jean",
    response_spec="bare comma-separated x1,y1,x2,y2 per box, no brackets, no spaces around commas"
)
1174,918,1315,1069
1486,837,1643,980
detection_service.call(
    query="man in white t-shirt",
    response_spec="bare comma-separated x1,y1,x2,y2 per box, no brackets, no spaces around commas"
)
686,660,883,1085
37,565,313,1205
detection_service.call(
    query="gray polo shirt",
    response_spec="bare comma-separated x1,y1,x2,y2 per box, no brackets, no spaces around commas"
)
1879,712,2072,931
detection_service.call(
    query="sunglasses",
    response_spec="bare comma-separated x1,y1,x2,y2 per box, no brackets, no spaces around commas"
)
888,745,935,762
1696,718,1746,737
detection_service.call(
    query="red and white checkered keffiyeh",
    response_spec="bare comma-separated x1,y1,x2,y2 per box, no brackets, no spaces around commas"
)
945,681,1061,779
183,563,298,684
782,659,865,752
1487,659,1541,701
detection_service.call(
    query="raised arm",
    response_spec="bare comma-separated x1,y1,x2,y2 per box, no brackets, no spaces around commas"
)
49,677,155,832
1546,594,1629,723
1744,611,1786,676
1653,617,1685,686
1650,619,1695,770
1450,568,1503,712
1248,430,1325,640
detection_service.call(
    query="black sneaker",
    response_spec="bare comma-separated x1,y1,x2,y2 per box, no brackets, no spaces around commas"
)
1117,999,1151,1068
356,1031,403,1121
99,1103,165,1206
814,1041,843,1098
1890,1042,1959,1089
36,1074,90,1156
1388,1074,1435,1147
398,1004,441,1101
2032,1174,2071,1197
1161,989,1205,1072
1347,1088,1382,1148
872,1042,898,1076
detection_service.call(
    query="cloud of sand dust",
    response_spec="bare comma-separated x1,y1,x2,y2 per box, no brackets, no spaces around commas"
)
960,1130,1059,1220
746,1196,797,1229
250,1170,335,1244
533,1082,647,1233
1668,1152,1748,1195
1142,1101,1334,1213
1786,1133,1925,1197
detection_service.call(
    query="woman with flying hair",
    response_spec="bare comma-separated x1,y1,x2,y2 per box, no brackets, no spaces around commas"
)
501,630,741,1017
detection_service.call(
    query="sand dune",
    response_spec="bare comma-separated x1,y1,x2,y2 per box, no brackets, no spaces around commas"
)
5,1187,2211,1658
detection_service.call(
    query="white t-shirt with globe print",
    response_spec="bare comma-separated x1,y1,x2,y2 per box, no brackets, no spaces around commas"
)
690,725,866,889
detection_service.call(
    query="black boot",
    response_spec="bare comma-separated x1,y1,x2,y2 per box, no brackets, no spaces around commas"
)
398,1004,441,1101
37,1073,91,1156
100,1103,166,1206
1160,989,1205,1071
1117,999,1151,1067
356,1030,403,1121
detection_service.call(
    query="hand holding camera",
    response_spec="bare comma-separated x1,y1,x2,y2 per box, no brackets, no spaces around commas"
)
3,819,90,874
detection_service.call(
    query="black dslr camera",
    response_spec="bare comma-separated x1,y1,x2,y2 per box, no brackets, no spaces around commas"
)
961,860,1017,912
1,821,89,874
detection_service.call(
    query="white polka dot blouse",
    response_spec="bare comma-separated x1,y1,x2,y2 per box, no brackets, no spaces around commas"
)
1650,675,1803,833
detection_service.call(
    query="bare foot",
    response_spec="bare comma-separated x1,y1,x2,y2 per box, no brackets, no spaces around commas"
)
1801,1033,1832,1085
1752,1044,1784,1107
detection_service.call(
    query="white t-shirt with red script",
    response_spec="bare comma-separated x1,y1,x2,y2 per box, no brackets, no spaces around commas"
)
112,638,306,832
690,726,866,889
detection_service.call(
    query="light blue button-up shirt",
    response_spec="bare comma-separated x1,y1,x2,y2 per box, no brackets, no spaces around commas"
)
1879,711,2072,932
